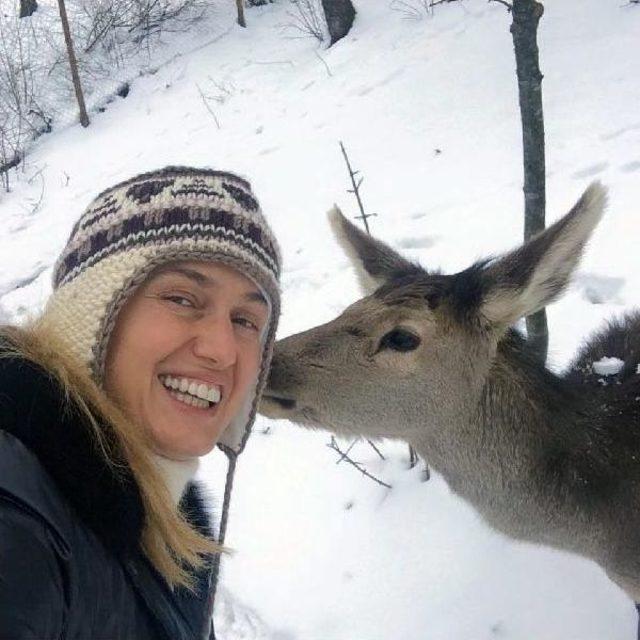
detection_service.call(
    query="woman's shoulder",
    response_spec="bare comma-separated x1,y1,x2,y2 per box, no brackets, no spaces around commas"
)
0,341,86,558
0,336,147,557
0,332,68,418
0,487,68,638
0,428,74,548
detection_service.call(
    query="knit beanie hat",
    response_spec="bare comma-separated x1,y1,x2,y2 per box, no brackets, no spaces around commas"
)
43,166,281,455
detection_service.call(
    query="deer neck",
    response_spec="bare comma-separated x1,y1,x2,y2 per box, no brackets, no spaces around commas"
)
412,330,598,546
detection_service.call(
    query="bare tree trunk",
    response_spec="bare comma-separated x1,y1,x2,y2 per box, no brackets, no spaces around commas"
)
321,0,355,46
19,0,38,18
510,0,547,363
236,0,246,27
57,0,89,128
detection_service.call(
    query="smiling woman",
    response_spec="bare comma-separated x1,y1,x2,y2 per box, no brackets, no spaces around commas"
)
105,261,270,462
0,167,281,640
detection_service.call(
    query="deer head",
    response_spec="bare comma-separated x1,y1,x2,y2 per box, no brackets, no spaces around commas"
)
260,184,607,446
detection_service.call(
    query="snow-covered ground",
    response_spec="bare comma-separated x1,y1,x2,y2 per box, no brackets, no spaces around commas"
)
1,1,639,638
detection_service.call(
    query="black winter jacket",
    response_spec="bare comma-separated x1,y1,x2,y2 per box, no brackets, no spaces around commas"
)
0,354,218,640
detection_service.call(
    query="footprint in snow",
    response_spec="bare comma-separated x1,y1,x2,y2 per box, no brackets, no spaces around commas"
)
356,85,373,97
397,235,435,250
600,122,640,141
0,264,48,298
620,160,640,173
214,587,296,640
571,162,609,180
377,69,405,88
9,220,29,233
575,273,625,305
0,301,11,324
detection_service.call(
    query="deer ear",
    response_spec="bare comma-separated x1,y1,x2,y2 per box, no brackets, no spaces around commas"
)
479,182,607,328
328,205,417,294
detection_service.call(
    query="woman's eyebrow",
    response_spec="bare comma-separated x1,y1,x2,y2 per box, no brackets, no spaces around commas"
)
158,267,268,306
243,290,268,306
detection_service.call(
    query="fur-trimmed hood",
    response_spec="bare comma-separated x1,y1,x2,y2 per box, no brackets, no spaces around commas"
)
0,335,216,549
0,339,218,639
0,347,150,553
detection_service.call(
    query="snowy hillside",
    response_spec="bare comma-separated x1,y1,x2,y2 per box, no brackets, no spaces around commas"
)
1,0,639,638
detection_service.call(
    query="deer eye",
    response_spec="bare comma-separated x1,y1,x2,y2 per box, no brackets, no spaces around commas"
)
378,328,421,353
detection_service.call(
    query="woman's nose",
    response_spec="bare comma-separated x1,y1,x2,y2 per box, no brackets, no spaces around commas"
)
191,315,237,368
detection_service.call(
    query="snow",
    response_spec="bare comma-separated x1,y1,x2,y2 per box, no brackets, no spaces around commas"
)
1,0,639,638
592,357,625,376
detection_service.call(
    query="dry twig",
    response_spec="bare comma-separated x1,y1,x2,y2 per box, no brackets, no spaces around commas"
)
196,83,220,129
314,50,332,77
488,0,513,10
328,437,392,489
339,141,376,233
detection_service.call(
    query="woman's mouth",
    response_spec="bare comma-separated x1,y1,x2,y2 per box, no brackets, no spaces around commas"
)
158,375,222,410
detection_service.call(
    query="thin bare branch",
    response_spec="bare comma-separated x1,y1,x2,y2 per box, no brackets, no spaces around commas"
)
314,50,332,77
195,83,220,129
335,437,358,464
488,0,513,10
328,437,392,489
339,141,377,234
366,439,386,461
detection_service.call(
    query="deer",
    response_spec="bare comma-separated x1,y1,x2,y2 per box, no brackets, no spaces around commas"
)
259,182,640,605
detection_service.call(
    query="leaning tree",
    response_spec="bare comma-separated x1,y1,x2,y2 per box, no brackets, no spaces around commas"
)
57,0,89,127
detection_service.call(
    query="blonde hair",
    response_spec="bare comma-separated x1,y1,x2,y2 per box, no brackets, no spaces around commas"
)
0,320,223,590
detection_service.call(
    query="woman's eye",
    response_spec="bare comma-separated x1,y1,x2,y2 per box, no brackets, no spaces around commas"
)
233,316,260,332
162,294,196,308
378,328,421,353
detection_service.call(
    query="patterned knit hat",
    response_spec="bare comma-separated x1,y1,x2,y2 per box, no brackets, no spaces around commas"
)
44,166,281,455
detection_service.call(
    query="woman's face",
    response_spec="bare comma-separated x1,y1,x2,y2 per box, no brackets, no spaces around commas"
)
104,261,269,460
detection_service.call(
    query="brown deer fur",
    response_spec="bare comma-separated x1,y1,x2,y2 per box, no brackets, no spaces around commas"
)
259,183,640,600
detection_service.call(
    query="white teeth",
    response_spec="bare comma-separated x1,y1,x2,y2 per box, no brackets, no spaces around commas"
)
196,384,209,400
171,391,210,409
160,375,222,406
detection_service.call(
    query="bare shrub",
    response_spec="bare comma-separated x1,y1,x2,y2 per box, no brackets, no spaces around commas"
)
77,0,207,58
285,0,325,42
390,0,463,20
0,10,51,190
0,0,210,190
